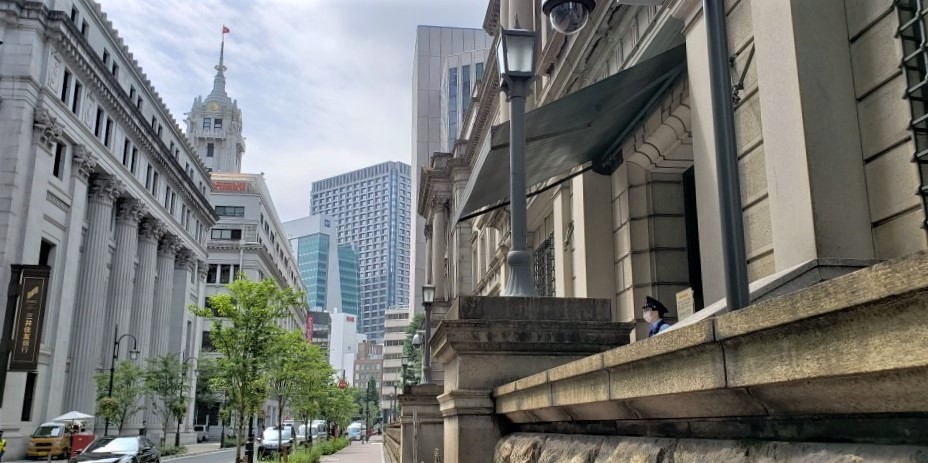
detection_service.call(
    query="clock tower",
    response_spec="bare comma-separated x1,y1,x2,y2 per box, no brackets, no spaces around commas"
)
187,39,245,173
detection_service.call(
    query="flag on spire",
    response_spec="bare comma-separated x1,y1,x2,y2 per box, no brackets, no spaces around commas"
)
222,25,230,34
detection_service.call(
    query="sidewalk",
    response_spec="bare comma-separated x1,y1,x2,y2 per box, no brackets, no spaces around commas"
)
321,436,384,463
163,442,223,460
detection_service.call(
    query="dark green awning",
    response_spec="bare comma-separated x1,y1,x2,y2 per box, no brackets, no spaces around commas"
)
455,45,687,223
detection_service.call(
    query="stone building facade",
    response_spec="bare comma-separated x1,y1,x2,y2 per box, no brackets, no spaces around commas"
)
419,0,927,342
0,0,217,454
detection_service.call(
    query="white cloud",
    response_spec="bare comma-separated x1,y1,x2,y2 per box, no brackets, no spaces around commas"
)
99,0,488,220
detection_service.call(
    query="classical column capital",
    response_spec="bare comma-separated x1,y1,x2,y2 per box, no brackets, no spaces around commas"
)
174,249,196,271
139,219,165,243
197,260,209,281
424,223,433,240
89,175,124,205
33,107,63,150
158,235,182,257
72,145,98,182
430,196,451,215
116,199,148,225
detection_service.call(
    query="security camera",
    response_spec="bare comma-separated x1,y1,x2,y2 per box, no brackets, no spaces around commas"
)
542,0,595,35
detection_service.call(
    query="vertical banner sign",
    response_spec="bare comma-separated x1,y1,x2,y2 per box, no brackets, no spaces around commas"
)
10,267,50,371
305,314,314,343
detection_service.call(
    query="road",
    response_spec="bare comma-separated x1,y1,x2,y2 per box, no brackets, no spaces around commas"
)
160,439,385,463
164,449,235,463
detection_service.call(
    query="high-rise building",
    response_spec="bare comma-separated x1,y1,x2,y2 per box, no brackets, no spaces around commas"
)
310,162,412,341
283,215,348,313
338,244,361,315
410,27,493,317
329,311,363,382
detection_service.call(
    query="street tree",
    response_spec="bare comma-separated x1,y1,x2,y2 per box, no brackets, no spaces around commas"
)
286,343,332,447
401,313,424,386
95,360,145,435
189,277,302,463
319,384,357,434
143,354,188,448
267,330,313,454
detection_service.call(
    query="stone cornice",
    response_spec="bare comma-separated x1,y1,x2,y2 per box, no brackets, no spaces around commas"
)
482,0,500,36
437,389,494,418
33,7,217,227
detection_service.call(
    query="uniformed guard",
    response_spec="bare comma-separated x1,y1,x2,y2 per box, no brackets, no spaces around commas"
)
642,296,671,337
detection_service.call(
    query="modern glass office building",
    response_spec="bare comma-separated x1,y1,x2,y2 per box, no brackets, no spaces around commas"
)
310,161,412,340
338,244,361,315
284,215,350,314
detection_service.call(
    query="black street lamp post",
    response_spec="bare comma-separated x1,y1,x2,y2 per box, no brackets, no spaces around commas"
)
105,324,140,437
176,356,198,447
420,285,435,384
496,27,540,297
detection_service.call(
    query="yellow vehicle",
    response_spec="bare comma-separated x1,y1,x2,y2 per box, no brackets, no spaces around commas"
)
26,422,72,459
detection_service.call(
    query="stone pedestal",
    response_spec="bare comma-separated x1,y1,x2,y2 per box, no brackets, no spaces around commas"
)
432,296,634,463
398,384,443,463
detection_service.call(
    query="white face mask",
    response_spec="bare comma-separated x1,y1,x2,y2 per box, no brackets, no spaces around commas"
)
643,309,655,323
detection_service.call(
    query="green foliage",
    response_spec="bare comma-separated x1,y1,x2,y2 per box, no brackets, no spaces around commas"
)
159,445,187,456
268,330,315,430
189,276,303,463
319,386,358,430
289,438,349,463
289,343,334,442
94,360,145,434
143,354,189,443
401,313,425,386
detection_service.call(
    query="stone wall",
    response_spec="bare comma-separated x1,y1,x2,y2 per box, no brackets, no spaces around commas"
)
494,433,928,463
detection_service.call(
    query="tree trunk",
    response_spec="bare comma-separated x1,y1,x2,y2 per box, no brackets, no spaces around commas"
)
235,408,245,463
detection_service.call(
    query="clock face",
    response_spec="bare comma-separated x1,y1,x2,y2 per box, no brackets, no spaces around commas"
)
209,102,219,112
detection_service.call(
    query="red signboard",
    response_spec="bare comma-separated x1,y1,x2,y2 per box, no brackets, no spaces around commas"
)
305,314,314,343
212,181,249,193
346,316,355,323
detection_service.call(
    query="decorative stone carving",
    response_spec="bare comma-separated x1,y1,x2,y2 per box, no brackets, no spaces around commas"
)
431,196,450,215
197,260,209,281
139,219,165,243
174,249,196,271
158,235,183,256
424,223,433,240
33,107,63,150
116,199,148,225
72,145,98,181
88,175,124,205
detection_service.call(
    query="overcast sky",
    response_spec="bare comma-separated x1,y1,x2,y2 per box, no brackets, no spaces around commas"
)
98,0,488,221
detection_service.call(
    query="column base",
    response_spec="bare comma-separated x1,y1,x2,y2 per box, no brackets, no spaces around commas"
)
398,384,444,463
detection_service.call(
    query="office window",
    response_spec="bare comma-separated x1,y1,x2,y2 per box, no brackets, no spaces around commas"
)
145,165,152,189
71,81,82,114
70,6,79,23
136,97,143,110
462,64,471,113
129,86,136,101
164,186,172,210
152,172,159,196
203,118,211,130
60,70,71,103
81,20,88,37
207,264,218,283
151,116,156,129
53,143,66,179
211,229,242,241
206,143,214,157
170,141,175,152
112,62,119,78
215,206,245,217
102,49,110,66
214,118,223,129
130,148,138,174
94,108,104,137
104,118,113,147
476,62,485,82
157,124,163,138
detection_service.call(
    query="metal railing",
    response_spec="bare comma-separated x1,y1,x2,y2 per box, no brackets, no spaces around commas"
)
896,0,928,229
533,233,556,297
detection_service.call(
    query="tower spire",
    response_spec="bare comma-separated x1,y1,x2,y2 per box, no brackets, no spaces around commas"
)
213,25,230,94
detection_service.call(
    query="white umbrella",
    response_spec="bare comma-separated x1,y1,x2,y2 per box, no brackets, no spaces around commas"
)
51,411,94,422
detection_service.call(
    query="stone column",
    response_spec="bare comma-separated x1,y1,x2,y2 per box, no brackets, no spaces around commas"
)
430,199,448,301
424,223,433,290
150,235,180,359
64,174,123,414
146,235,180,434
43,147,96,419
127,219,163,431
103,199,147,363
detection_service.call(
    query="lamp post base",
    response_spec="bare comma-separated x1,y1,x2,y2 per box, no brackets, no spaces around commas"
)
502,250,539,297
